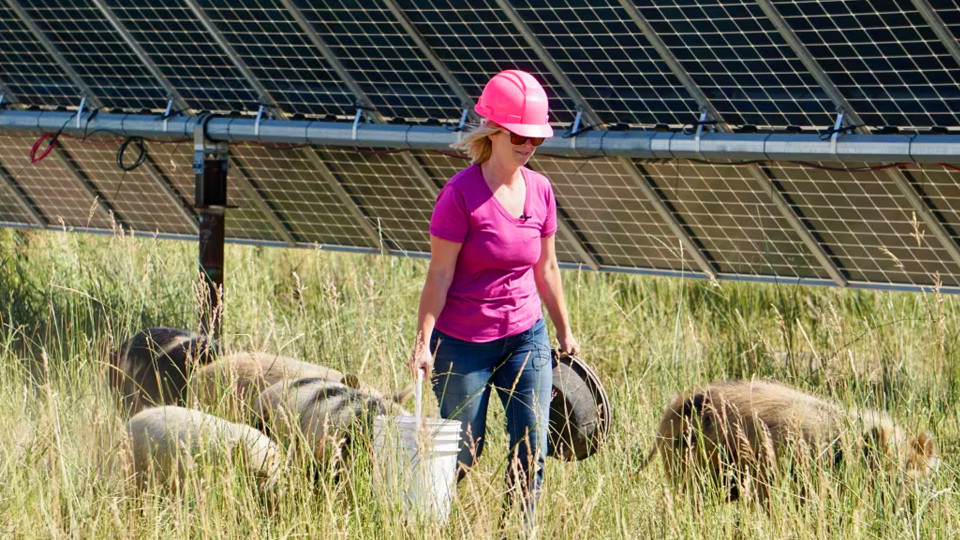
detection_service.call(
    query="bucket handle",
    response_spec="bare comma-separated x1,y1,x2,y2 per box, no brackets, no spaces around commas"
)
414,368,423,427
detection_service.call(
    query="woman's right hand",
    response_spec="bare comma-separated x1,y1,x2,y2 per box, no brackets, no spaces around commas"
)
407,343,434,378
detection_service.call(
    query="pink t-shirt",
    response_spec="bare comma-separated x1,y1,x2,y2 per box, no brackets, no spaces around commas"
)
429,163,558,343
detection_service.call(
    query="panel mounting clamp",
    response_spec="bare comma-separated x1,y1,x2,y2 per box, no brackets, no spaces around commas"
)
447,108,470,142
564,108,584,149
351,108,363,141
829,111,845,155
693,110,712,159
254,104,266,138
694,110,709,143
76,96,87,129
162,98,175,133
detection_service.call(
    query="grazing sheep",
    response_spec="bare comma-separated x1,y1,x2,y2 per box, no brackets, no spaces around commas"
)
639,379,938,504
126,406,281,492
190,352,355,418
110,327,215,414
253,377,409,466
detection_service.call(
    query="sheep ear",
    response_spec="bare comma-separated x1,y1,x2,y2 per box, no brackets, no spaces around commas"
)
914,431,936,458
391,385,415,404
863,425,889,453
343,373,361,390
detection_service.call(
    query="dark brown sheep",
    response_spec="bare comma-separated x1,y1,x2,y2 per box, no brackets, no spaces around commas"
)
639,379,938,504
110,327,215,414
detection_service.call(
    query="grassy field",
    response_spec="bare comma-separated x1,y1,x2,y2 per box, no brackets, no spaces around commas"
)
0,227,957,539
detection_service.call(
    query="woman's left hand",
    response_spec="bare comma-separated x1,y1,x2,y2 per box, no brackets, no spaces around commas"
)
557,331,579,357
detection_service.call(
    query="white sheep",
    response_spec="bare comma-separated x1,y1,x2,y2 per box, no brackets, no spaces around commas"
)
127,406,282,493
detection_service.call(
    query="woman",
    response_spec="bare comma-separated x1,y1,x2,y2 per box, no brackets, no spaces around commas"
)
408,70,579,523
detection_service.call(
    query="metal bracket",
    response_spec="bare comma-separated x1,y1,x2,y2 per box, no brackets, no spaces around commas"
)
162,98,175,133
830,112,845,154
76,96,87,129
453,107,469,142
694,110,709,143
566,108,583,149
254,104,266,137
193,114,228,176
350,108,363,141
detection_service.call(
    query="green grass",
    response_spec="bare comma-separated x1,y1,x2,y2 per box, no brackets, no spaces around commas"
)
1,227,958,539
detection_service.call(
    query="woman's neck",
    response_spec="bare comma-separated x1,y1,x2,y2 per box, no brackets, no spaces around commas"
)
481,155,522,187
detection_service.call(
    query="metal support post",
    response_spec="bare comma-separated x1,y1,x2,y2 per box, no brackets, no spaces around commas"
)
193,121,228,346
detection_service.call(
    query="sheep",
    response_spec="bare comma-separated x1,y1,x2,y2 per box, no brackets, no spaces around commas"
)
190,352,409,422
189,352,353,419
253,377,409,467
110,327,215,414
638,379,938,505
126,406,281,493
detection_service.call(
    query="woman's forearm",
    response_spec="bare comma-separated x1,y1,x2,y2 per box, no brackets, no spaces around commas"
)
535,259,570,336
415,271,453,353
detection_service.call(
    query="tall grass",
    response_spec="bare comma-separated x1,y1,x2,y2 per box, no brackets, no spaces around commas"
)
0,227,957,538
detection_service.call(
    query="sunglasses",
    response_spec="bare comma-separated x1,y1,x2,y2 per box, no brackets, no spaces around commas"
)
506,131,545,147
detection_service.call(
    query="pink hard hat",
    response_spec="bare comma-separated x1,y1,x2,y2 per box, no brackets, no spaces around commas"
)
474,70,554,138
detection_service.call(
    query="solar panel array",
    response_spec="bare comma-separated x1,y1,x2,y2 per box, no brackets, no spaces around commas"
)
1,0,959,292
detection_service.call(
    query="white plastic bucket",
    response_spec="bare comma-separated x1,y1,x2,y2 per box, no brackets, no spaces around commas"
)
373,415,462,523
372,372,461,523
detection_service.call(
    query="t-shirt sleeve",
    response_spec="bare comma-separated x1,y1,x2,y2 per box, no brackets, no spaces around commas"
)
541,181,558,238
429,184,469,243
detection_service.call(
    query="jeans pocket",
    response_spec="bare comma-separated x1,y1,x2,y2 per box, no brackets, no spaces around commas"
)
531,343,553,370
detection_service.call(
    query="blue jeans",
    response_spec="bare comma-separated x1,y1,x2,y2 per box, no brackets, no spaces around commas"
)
430,318,553,519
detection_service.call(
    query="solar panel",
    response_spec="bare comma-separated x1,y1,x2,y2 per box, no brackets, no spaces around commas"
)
396,0,580,125
317,148,436,253
196,0,358,117
228,145,379,248
531,156,697,269
102,0,262,113
509,0,700,128
765,161,960,285
0,163,39,226
57,137,197,235
643,160,826,278
17,0,169,111
0,5,79,107
287,0,463,121
0,1,959,293
0,134,114,229
910,164,960,247
931,1,960,44
771,0,960,130
633,0,837,129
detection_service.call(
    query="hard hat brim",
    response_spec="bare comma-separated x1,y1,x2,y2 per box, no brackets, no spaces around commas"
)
496,121,554,139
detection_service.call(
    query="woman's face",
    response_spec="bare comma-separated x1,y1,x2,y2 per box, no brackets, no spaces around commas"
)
488,129,539,167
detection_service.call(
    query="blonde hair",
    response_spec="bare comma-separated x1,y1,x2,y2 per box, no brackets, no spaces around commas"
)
450,119,501,164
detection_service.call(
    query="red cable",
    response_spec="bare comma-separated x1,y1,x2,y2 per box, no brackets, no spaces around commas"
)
791,161,911,173
30,133,58,163
939,162,960,173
